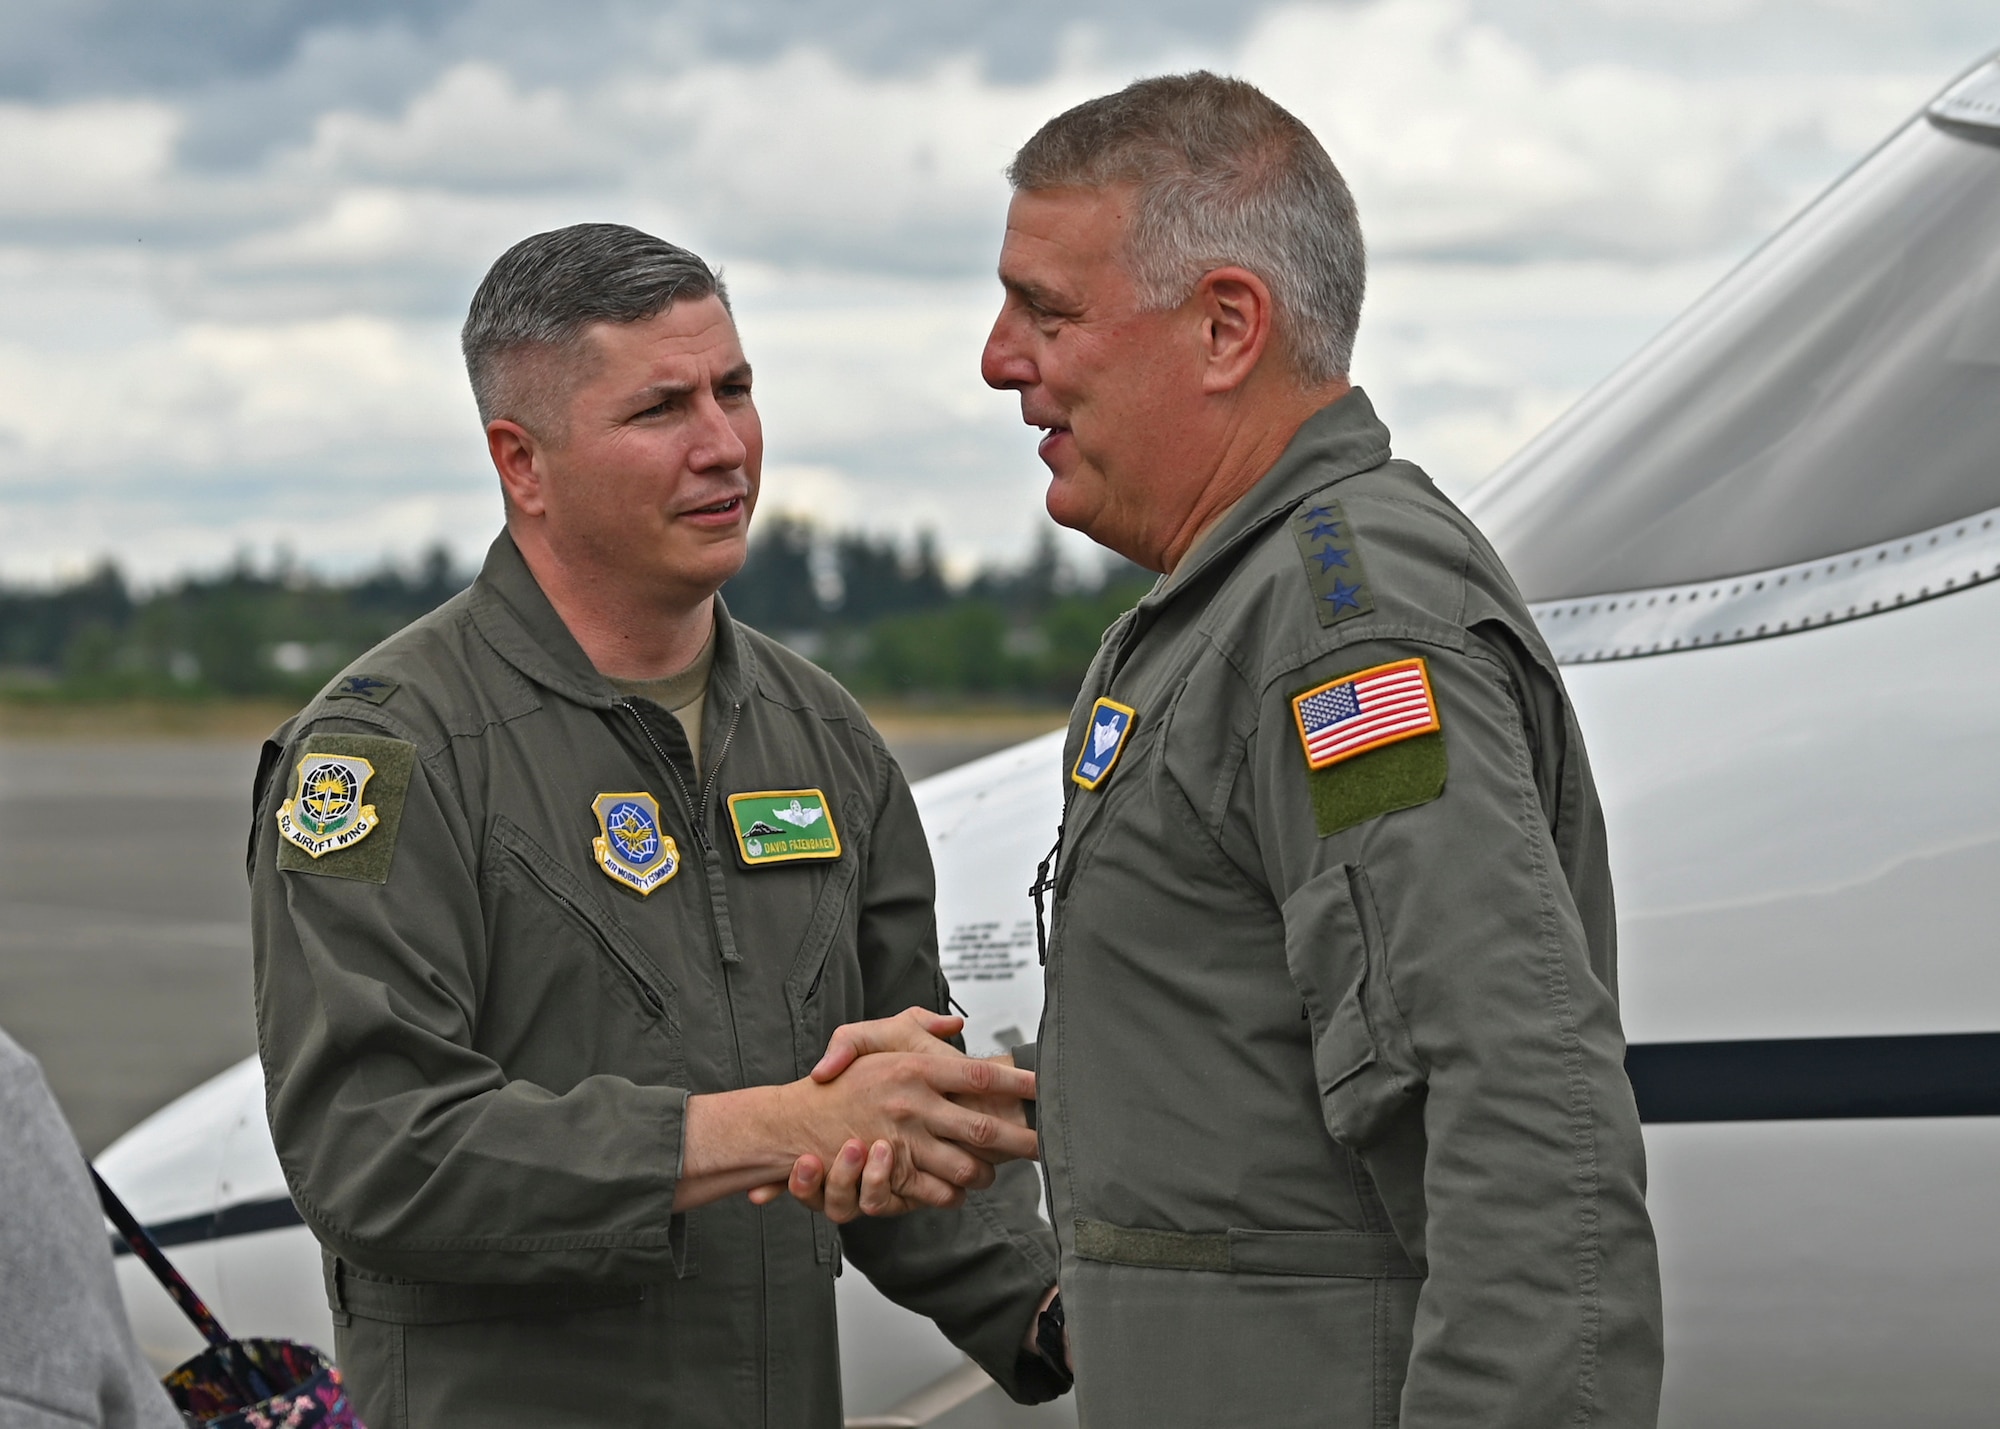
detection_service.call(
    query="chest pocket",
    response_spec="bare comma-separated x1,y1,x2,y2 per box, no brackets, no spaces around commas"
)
482,816,683,1087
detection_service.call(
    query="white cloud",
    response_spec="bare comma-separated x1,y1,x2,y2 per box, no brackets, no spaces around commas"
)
1243,0,1933,259
300,63,613,189
0,99,181,219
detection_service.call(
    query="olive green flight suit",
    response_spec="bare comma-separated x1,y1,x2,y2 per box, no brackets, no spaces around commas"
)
1027,390,1662,1427
249,533,1062,1429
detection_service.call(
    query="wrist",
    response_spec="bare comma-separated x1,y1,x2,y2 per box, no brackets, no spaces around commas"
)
682,1085,803,1184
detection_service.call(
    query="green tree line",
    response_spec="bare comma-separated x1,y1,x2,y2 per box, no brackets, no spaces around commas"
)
0,524,1150,705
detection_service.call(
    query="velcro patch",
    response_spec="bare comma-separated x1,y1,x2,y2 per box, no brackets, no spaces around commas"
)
275,733,415,883
1292,658,1439,770
1290,498,1372,628
1307,733,1447,837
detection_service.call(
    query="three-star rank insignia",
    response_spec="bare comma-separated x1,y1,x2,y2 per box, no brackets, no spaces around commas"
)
591,792,681,895
278,753,382,858
1291,497,1372,628
727,789,842,867
1071,697,1137,790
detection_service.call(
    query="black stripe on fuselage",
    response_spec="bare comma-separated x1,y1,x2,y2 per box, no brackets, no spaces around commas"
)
108,1195,305,1257
1626,1031,2000,1122
107,1034,2000,1256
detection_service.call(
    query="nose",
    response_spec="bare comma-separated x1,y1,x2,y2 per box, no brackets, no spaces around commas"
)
688,390,751,471
981,304,1036,392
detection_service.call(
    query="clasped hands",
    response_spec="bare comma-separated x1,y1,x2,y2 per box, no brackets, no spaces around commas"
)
747,1007,1035,1223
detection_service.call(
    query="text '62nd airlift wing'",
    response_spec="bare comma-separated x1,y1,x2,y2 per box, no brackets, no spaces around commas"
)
277,753,381,858
727,789,842,866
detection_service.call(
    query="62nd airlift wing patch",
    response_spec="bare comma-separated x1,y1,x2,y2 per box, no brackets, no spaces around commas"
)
278,753,381,857
274,732,415,883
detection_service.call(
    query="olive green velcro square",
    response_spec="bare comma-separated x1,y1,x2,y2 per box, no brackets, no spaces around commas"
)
1308,731,1446,837
275,732,416,884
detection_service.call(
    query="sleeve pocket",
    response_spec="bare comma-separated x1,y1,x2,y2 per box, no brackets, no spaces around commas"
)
1282,863,1422,1150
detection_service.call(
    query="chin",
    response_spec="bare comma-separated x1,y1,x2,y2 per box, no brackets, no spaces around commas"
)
1043,473,1092,535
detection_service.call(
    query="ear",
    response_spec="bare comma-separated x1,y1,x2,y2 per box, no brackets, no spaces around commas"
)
1192,266,1276,396
487,420,548,517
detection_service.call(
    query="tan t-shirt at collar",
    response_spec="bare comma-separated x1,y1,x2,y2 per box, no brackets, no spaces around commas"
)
606,627,717,770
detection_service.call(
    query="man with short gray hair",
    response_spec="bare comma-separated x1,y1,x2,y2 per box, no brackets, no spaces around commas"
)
936,71,1663,1425
250,223,1069,1428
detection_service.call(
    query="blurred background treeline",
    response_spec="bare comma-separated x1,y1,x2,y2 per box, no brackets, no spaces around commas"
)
0,519,1151,708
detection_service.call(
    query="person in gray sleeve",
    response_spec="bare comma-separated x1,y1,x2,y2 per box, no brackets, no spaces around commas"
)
0,1027,183,1429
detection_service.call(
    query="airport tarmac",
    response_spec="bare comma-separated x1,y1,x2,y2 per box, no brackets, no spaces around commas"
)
0,725,1052,1157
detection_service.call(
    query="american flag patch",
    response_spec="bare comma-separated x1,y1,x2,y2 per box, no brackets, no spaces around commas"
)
1292,658,1440,771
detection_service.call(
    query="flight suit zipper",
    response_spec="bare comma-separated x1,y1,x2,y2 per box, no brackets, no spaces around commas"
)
619,697,745,964
616,694,765,1423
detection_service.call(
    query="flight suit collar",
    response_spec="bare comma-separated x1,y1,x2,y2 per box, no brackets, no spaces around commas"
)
466,530,759,711
1145,386,1393,609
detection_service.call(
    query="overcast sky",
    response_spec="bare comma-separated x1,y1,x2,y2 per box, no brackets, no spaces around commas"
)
0,0,1991,585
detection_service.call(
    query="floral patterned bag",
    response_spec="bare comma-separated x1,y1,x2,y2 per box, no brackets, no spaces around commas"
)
94,1169,364,1429
164,1339,360,1429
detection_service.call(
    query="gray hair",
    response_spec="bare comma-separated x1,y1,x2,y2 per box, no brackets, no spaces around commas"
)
1008,72,1364,384
461,223,730,440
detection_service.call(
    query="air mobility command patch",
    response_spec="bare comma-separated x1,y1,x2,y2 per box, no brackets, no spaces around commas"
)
727,789,842,867
1293,658,1448,837
275,733,415,882
1291,498,1373,628
1071,697,1136,790
591,792,681,895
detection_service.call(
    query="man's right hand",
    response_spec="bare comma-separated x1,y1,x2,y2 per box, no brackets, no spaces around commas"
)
784,1048,1037,1195
679,1047,1036,1215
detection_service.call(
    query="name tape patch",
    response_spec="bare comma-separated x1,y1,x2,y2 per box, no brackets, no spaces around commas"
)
591,791,681,895
1071,697,1137,790
727,789,842,866
1293,658,1440,771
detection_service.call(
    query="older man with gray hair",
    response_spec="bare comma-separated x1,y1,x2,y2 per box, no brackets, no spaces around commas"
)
990,69,1663,1427
825,71,1664,1427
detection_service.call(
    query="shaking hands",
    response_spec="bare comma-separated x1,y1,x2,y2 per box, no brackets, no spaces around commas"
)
746,1007,1037,1222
